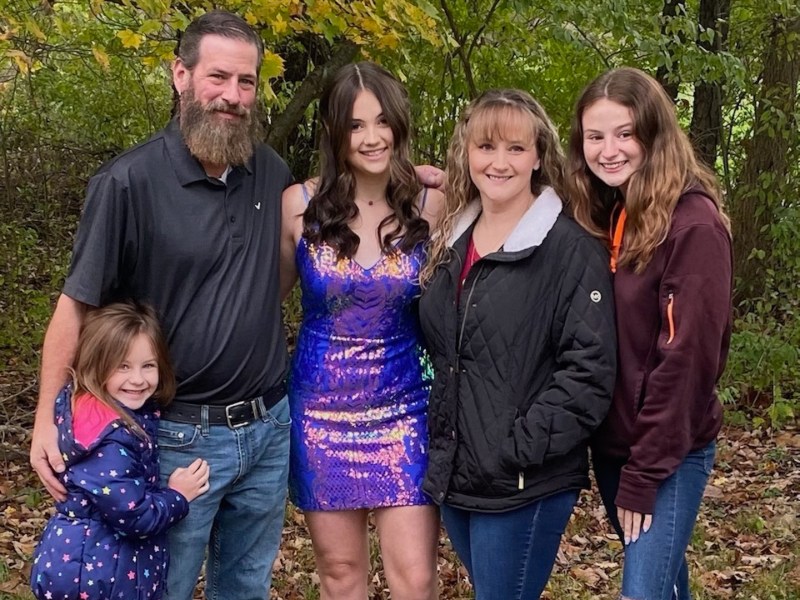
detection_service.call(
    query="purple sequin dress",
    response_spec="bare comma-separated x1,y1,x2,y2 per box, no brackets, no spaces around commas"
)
289,238,433,511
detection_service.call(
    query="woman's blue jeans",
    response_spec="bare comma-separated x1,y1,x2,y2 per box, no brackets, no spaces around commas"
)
441,489,578,600
593,441,716,600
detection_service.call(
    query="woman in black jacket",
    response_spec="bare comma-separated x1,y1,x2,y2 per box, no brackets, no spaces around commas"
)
418,89,617,599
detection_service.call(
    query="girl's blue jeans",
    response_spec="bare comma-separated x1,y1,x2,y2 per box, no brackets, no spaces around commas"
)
441,489,578,600
593,441,716,600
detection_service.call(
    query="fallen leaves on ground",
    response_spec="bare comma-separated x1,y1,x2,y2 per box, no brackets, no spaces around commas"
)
1,378,797,599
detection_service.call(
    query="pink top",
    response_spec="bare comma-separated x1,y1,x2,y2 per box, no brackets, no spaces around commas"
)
458,235,481,298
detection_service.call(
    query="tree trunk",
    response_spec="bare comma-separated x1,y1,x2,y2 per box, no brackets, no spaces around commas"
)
689,0,730,167
655,0,685,102
265,40,359,154
730,15,800,306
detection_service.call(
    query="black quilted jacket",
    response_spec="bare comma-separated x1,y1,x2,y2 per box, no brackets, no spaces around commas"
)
419,188,617,512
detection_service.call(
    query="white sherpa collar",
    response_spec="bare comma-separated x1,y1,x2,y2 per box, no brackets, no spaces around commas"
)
448,186,563,252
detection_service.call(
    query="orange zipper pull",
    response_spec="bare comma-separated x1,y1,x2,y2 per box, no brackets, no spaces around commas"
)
666,292,675,344
610,206,626,273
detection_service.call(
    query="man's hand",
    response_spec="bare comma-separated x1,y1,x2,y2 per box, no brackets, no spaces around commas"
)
32,293,86,502
31,415,67,501
414,164,445,190
617,506,652,544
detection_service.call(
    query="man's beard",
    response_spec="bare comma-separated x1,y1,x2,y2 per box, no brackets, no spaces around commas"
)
178,86,263,167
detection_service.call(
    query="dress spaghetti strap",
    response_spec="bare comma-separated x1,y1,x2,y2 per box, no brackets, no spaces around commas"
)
300,184,311,205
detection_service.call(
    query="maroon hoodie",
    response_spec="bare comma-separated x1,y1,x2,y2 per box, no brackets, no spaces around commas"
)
592,190,733,514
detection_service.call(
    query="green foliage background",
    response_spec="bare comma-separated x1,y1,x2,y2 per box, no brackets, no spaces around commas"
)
1,0,798,426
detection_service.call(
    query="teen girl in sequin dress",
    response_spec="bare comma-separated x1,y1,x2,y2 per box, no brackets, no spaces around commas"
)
279,62,443,600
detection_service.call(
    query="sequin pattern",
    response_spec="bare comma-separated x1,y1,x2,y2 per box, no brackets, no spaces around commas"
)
289,238,433,510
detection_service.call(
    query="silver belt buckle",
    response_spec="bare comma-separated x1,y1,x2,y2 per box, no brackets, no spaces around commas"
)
225,400,249,429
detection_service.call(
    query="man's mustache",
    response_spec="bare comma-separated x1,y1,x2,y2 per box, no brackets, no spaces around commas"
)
204,99,249,117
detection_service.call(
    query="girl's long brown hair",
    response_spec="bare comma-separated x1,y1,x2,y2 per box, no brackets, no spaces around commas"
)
567,67,730,272
303,62,428,258
421,89,565,285
72,302,175,439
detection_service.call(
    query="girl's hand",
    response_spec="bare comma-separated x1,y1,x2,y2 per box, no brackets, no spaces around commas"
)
168,458,210,502
617,507,652,545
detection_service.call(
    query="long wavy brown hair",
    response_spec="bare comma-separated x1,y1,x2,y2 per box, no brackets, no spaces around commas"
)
567,67,730,272
302,62,427,258
72,302,176,440
420,89,565,285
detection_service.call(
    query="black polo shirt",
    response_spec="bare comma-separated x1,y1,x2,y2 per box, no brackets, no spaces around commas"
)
63,119,293,405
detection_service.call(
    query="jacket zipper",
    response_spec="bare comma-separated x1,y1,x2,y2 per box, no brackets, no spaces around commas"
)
666,292,675,344
455,255,528,492
457,264,484,357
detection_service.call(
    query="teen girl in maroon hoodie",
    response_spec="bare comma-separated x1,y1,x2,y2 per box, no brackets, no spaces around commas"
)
567,67,733,600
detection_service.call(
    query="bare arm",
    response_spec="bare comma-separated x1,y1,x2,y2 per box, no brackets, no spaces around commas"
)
31,294,87,500
420,187,445,229
279,184,308,301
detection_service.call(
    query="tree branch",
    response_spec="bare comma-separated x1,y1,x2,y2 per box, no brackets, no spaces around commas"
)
265,39,359,153
440,0,476,98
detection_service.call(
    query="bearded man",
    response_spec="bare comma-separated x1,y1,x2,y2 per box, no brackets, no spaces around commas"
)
30,11,293,600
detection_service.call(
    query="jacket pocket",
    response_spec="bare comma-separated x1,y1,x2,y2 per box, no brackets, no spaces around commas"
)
665,291,676,344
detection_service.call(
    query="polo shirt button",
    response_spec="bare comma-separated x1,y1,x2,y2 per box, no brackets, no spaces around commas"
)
230,216,236,223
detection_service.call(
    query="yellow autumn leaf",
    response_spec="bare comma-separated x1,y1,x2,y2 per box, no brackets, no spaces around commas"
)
377,32,400,49
24,17,46,41
117,29,143,49
6,49,30,74
260,83,277,103
259,50,284,80
92,46,111,71
271,14,288,35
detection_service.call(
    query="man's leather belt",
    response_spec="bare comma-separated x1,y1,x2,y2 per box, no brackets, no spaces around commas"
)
162,381,286,429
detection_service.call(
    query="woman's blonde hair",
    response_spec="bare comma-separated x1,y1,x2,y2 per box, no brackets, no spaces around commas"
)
421,89,565,285
72,302,176,439
567,67,730,272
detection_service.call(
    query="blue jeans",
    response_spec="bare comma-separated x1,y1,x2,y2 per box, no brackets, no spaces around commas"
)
157,396,291,600
441,490,579,600
594,441,716,600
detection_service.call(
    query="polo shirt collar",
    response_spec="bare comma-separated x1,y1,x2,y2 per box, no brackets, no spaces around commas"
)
163,118,254,186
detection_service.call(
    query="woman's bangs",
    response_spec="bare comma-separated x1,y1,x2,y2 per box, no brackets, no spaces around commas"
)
468,105,537,145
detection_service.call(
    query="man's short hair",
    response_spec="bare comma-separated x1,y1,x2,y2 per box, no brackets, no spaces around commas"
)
177,10,264,74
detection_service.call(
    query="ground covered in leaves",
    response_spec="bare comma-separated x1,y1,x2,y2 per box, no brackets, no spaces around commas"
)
1,377,797,600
